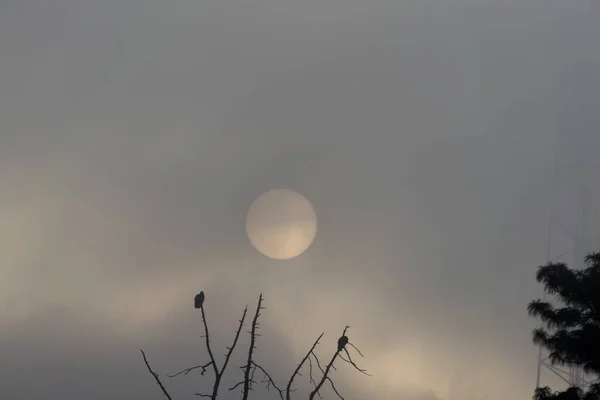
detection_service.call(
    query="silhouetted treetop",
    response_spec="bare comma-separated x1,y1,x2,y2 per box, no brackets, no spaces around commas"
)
142,291,369,400
529,252,600,400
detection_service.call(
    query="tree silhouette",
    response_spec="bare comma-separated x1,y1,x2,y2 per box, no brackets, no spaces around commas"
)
141,292,369,399
528,252,600,400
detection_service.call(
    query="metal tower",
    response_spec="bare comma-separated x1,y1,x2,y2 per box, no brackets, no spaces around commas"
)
534,31,600,394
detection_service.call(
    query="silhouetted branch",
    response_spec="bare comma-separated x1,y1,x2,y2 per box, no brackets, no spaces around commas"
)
308,326,350,400
286,333,324,400
251,361,284,399
199,302,220,377
308,355,323,400
219,307,248,376
310,351,347,399
312,351,325,375
143,293,371,400
240,294,264,400
170,300,248,400
326,376,344,400
229,295,282,399
347,342,364,357
307,326,369,400
308,355,317,387
168,362,213,378
140,349,173,400
340,347,371,376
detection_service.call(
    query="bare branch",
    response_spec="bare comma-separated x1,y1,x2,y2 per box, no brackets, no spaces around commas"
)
140,349,173,400
308,345,340,399
308,356,317,387
326,376,345,400
308,355,323,400
219,306,248,376
348,342,364,357
286,333,324,400
241,293,264,400
308,326,350,400
249,363,258,387
229,381,244,391
169,301,248,400
251,361,284,399
168,362,213,378
206,306,249,399
340,348,371,376
143,295,370,400
199,303,220,377
311,351,325,375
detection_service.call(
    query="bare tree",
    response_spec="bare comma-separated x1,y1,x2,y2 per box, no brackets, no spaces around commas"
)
141,292,369,399
228,294,285,400
289,325,371,400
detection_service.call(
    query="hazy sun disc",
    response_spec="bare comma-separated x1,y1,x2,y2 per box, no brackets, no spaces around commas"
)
246,189,318,260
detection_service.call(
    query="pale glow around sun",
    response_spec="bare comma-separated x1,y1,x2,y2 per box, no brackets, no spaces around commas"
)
246,189,318,260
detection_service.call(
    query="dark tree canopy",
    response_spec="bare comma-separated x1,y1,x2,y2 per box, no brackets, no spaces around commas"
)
528,252,600,400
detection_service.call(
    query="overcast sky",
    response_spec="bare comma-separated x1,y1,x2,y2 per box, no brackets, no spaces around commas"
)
1,0,599,399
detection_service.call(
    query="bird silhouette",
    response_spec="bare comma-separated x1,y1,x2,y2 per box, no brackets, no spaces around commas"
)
337,335,348,352
194,291,205,309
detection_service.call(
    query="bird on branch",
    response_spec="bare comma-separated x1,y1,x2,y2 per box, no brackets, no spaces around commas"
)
194,291,205,309
337,335,349,352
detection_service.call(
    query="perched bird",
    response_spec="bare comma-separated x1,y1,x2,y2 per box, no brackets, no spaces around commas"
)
194,291,205,309
337,335,349,352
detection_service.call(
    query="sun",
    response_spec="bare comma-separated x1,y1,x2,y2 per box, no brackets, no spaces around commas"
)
246,189,318,260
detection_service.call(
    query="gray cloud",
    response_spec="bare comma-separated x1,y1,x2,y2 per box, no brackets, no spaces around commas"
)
1,0,599,399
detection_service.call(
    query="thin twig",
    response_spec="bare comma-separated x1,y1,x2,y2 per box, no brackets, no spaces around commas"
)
140,349,173,400
286,333,324,400
308,356,317,387
326,376,345,400
348,342,364,357
251,361,285,399
308,356,322,400
168,362,213,378
340,348,371,375
312,351,325,375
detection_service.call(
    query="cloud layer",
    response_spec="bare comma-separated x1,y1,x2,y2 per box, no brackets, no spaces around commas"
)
1,0,599,399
